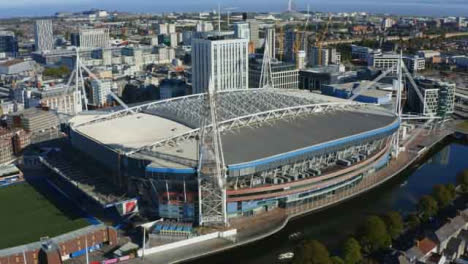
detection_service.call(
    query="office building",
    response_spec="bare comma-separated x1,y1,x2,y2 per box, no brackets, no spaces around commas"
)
169,33,178,48
196,22,214,32
71,28,110,48
34,86,83,115
34,20,54,51
296,50,306,70
284,30,311,62
247,19,260,49
192,34,249,94
90,80,112,107
403,55,425,73
234,22,250,40
157,23,176,35
382,17,395,29
265,26,276,60
249,57,299,89
308,46,329,67
417,50,441,60
7,108,61,143
351,45,376,61
299,65,354,91
330,48,341,64
408,77,455,118
368,52,400,73
0,59,34,76
0,31,18,57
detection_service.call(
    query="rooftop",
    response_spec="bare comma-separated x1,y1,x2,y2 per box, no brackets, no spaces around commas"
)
74,113,192,152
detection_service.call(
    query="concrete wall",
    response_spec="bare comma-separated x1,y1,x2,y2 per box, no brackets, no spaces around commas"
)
137,229,237,257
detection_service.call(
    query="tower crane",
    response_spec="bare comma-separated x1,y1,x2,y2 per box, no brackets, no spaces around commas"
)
293,6,311,60
277,22,285,61
316,14,332,66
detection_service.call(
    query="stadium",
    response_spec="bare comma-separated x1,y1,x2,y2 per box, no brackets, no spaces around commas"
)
68,88,400,224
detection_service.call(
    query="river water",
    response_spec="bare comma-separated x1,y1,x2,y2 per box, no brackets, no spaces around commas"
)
188,140,468,264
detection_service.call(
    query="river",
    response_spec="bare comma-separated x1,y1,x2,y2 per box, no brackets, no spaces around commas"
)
188,140,468,264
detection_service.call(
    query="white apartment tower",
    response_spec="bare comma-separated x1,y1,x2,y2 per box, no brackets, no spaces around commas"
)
192,36,249,94
90,79,112,107
72,28,109,48
34,20,54,51
234,22,250,40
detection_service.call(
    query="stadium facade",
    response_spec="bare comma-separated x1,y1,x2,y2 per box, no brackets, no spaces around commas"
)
69,89,399,224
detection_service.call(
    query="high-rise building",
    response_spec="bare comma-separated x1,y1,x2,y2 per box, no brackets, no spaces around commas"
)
246,19,259,49
157,23,176,35
381,17,395,29
234,22,250,40
169,32,178,47
265,26,276,60
329,48,341,64
34,20,54,51
249,57,299,89
34,86,83,115
0,31,18,57
196,22,214,32
368,52,399,74
71,28,109,48
308,46,329,66
192,34,249,94
90,79,112,107
284,30,310,62
408,77,455,117
403,55,425,73
296,50,306,69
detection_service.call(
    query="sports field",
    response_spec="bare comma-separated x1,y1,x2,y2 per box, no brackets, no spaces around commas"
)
0,183,89,249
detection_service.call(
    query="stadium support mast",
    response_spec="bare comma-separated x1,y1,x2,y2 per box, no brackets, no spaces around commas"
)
68,47,134,113
259,37,274,88
197,77,228,226
393,51,404,157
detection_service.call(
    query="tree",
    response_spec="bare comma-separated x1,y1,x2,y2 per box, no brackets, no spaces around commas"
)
407,214,421,229
432,184,451,208
457,169,468,192
358,216,391,254
331,256,345,264
43,65,70,78
342,237,362,264
446,184,456,201
418,195,438,221
383,211,404,240
294,240,332,264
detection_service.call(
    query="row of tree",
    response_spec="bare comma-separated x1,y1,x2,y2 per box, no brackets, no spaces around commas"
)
293,211,400,264
293,172,467,264
43,66,71,78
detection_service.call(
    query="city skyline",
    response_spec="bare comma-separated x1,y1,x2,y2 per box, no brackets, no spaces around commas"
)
1,0,468,18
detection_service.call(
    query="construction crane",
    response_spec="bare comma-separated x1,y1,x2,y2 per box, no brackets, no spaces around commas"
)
277,22,285,61
316,14,332,66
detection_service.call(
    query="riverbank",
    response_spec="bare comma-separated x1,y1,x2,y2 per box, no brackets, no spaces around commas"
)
132,126,461,264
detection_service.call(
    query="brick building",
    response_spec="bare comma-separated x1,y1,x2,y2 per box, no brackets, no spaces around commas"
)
0,225,118,264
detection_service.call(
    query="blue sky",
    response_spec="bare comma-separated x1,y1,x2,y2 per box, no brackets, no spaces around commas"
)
0,0,467,17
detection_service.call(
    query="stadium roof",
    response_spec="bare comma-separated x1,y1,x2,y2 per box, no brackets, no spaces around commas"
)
71,89,398,170
221,111,396,165
74,113,192,152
